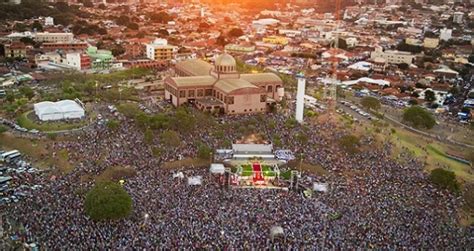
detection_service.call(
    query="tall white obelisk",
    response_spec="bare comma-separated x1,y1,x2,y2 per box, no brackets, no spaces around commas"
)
295,73,306,123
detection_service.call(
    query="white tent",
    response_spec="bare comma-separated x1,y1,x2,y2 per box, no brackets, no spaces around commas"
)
187,176,202,186
313,183,328,192
34,100,85,121
209,163,225,174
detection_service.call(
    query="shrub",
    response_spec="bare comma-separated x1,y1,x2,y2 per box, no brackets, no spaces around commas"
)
429,168,460,192
85,181,133,221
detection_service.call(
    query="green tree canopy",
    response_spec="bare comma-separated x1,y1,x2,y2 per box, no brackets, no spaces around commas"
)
360,96,381,111
84,181,133,221
402,106,435,129
424,90,436,102
197,143,212,160
161,130,180,147
429,168,459,192
19,86,34,100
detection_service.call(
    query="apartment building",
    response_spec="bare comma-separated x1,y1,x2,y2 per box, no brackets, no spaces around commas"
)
35,32,74,43
370,47,416,65
145,39,178,61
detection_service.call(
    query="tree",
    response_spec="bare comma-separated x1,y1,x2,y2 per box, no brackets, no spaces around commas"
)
19,86,34,100
228,28,244,37
84,181,133,221
149,11,172,23
360,96,381,111
424,90,436,102
127,22,139,30
402,106,436,129
172,108,195,133
111,44,126,57
31,21,43,32
338,134,360,154
116,15,130,26
429,168,459,192
5,91,15,103
19,37,35,45
216,34,227,46
160,130,180,147
197,143,212,160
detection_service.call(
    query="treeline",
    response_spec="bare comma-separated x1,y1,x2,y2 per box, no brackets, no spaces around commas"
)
0,0,83,26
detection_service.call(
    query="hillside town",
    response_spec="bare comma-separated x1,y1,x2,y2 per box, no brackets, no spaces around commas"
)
0,0,473,250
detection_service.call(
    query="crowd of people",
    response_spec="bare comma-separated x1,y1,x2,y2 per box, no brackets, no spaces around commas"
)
2,108,472,249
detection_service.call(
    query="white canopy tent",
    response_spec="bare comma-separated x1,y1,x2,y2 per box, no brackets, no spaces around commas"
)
209,163,225,174
34,100,85,121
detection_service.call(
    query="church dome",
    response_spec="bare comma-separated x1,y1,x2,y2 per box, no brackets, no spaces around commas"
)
215,53,236,67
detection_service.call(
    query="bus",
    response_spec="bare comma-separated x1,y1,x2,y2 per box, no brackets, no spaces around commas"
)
0,150,20,162
5,152,21,163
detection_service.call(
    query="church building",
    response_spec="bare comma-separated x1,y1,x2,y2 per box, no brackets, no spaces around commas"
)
164,54,284,114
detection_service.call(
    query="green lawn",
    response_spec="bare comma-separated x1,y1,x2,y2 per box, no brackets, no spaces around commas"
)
17,111,88,132
390,129,474,182
262,165,276,177
241,164,253,177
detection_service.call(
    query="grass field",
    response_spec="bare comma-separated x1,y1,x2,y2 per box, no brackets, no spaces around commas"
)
17,111,88,132
162,158,210,170
390,129,474,183
0,132,72,173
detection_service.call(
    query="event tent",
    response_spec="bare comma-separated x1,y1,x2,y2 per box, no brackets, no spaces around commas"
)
34,100,85,121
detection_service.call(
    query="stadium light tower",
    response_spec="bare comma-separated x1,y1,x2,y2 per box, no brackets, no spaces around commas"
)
295,73,306,123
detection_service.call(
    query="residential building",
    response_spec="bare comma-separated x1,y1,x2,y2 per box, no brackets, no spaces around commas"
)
423,38,439,49
262,36,289,45
44,17,54,26
35,32,74,43
224,44,256,53
4,42,27,58
66,52,91,70
453,12,463,24
145,38,178,61
41,42,88,52
35,52,63,65
121,59,167,70
86,47,113,70
164,53,283,114
439,28,452,41
370,47,416,65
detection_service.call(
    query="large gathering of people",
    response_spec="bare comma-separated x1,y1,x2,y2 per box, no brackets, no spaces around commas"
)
2,108,472,249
